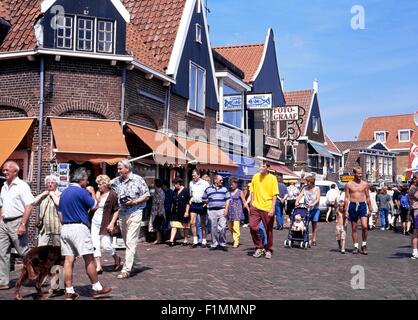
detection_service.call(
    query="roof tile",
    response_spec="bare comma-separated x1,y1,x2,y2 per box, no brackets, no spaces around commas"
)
358,114,417,150
324,133,341,155
283,89,314,136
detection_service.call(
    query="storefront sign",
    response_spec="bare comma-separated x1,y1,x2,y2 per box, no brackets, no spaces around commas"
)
272,105,299,121
223,95,243,111
246,93,272,110
266,147,282,159
57,163,70,192
265,136,279,147
341,175,355,182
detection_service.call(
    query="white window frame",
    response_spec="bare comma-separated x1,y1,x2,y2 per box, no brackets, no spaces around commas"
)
374,131,386,143
398,129,411,142
56,15,74,50
77,17,94,52
313,116,320,134
97,19,114,54
219,79,244,131
188,62,206,117
195,24,202,44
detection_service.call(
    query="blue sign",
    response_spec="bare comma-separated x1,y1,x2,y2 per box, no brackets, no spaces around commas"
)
246,93,272,110
223,95,243,111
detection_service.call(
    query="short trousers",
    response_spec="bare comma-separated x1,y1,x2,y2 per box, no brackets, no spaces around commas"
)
310,208,320,222
335,225,347,240
190,202,205,215
414,210,418,230
399,208,411,223
60,224,94,257
348,202,368,221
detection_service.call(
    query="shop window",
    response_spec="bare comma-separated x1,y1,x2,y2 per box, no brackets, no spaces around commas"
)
77,18,94,51
189,62,206,115
56,16,73,49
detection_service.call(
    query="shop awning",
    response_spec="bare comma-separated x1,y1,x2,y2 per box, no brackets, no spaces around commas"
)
268,163,297,176
127,124,189,165
227,154,259,179
0,118,34,167
50,118,130,165
309,141,334,158
175,136,238,171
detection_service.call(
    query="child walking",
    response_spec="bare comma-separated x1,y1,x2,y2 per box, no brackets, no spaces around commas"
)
336,201,348,254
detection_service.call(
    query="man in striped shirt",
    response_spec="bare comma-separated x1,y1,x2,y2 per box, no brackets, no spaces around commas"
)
202,175,230,251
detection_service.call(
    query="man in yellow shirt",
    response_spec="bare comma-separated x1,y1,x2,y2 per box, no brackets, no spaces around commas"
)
249,163,279,259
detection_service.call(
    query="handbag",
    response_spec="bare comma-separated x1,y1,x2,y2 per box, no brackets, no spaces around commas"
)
110,219,122,237
153,215,165,230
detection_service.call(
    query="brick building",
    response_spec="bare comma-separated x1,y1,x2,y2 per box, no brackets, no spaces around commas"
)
357,113,417,182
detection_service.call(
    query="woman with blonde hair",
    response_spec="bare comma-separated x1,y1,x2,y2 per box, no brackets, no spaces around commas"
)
90,175,122,273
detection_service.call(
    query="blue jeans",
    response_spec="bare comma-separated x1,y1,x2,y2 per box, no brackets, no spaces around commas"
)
275,202,284,228
379,208,389,228
259,221,267,246
197,214,211,240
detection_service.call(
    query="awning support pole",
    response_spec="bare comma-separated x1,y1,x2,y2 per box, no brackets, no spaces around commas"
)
128,153,154,163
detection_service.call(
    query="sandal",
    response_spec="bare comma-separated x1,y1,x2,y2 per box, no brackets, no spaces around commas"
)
117,271,129,279
113,255,122,272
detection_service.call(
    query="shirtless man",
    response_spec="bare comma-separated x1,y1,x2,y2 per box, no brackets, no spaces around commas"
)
344,166,373,255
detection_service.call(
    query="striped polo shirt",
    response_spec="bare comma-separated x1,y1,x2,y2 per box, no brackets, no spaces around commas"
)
202,185,231,210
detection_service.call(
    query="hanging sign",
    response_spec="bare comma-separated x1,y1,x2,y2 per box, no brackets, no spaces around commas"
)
272,105,299,121
246,93,272,110
223,95,243,111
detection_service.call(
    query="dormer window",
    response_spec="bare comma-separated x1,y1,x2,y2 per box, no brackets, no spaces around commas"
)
196,24,202,44
55,15,114,54
399,129,411,142
56,16,74,49
77,18,94,51
374,131,386,143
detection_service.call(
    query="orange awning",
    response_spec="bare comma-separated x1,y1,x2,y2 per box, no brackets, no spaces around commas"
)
175,136,238,172
50,118,130,165
268,163,297,176
0,118,34,167
127,124,189,165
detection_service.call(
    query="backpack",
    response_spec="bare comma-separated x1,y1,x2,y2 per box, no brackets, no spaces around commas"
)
400,193,410,209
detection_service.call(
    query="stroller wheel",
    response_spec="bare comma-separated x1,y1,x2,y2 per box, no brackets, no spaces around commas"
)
300,242,304,249
304,242,309,249
284,240,288,247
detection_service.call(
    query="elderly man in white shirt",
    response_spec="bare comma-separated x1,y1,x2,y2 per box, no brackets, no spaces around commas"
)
187,170,210,248
0,161,35,290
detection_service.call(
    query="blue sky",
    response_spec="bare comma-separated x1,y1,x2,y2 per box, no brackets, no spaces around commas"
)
207,0,418,141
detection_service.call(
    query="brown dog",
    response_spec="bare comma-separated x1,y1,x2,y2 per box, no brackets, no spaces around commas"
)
15,246,64,300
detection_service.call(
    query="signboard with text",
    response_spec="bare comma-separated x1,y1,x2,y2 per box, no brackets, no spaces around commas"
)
272,106,299,121
223,95,243,112
246,93,272,110
265,136,279,147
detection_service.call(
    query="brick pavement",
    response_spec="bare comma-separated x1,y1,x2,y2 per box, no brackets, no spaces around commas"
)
0,222,417,300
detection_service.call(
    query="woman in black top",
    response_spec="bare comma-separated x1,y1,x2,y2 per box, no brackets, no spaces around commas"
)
166,178,191,246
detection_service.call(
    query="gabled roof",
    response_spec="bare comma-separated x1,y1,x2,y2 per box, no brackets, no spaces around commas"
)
283,89,314,136
358,113,417,150
0,0,42,53
213,44,264,83
123,0,187,73
343,150,360,173
334,140,376,152
324,134,341,155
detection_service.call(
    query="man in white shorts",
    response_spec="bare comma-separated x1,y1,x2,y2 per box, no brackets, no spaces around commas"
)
59,168,112,300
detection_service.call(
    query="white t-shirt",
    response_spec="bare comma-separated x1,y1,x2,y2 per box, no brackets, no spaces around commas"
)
189,179,210,203
326,189,340,203
0,177,34,219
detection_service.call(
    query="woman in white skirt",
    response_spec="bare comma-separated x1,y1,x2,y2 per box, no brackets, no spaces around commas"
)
91,175,122,273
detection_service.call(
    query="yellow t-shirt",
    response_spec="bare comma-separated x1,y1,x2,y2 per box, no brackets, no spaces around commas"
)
250,173,279,212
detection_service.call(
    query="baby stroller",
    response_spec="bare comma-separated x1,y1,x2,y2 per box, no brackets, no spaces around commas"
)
284,205,311,249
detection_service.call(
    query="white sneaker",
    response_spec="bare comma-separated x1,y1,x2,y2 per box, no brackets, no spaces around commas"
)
411,253,418,260
380,227,385,231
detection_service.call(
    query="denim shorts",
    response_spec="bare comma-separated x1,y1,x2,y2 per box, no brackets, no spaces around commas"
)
310,208,320,222
348,202,368,221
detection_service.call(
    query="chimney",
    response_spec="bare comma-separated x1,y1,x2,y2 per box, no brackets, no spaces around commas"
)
281,78,285,91
313,79,318,93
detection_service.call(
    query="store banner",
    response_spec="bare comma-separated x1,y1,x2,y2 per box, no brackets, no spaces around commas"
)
246,93,272,110
223,95,243,111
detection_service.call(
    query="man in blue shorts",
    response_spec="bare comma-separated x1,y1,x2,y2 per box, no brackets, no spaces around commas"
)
344,166,373,255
